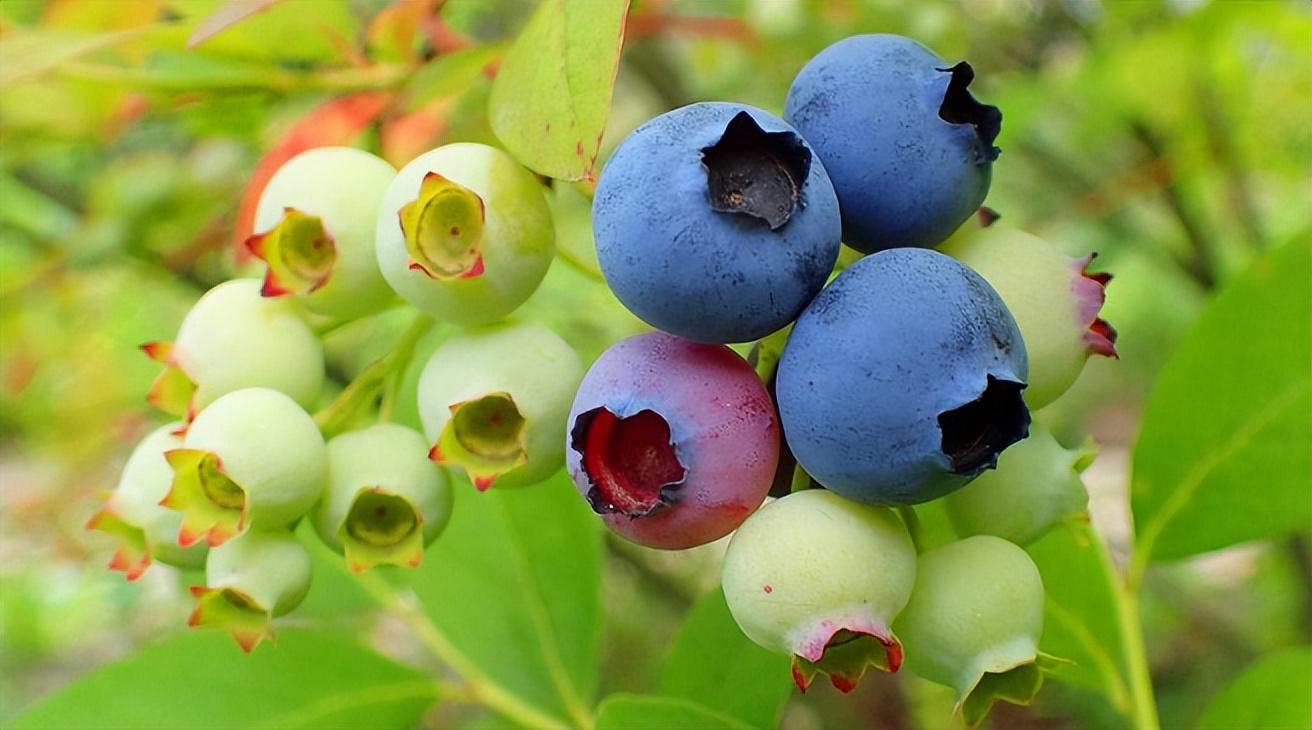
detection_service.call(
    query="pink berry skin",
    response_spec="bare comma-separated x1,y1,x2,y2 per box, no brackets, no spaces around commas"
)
566,332,779,550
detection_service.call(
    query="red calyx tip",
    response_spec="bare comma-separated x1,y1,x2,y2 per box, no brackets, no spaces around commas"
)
829,674,858,694
472,475,497,491
427,444,443,462
459,256,485,279
792,664,810,693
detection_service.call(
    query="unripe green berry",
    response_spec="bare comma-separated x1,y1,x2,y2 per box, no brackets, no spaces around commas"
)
87,423,207,580
418,321,582,490
248,147,398,320
313,424,453,572
189,528,311,652
142,279,324,420
163,388,326,547
722,489,916,693
945,422,1093,546
894,535,1047,724
940,226,1116,409
375,143,554,325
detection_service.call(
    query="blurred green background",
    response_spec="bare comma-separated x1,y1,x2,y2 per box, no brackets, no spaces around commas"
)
1,1,1310,728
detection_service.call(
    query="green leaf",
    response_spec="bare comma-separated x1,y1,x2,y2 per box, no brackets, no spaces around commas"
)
1196,646,1312,730
488,0,629,181
0,25,154,88
11,629,437,730
1131,238,1312,562
405,45,503,112
660,587,792,729
595,695,753,730
405,472,602,725
1027,522,1132,720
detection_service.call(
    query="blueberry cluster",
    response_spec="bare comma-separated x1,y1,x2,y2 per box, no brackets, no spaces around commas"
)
570,33,1118,717
89,30,1118,723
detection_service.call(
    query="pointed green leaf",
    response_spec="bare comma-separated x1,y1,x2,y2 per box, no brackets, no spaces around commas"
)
1132,237,1312,562
661,587,792,729
488,0,630,181
596,695,752,730
405,472,602,725
11,630,437,729
0,25,154,87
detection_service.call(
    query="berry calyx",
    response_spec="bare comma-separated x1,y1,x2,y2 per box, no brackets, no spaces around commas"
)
314,424,453,572
189,529,311,652
418,321,582,490
376,143,555,325
721,490,916,693
429,392,528,490
398,172,487,280
245,207,336,297
573,408,685,516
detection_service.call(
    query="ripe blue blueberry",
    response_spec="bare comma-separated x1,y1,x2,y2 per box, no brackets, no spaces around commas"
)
776,248,1030,505
784,34,1001,252
592,102,841,344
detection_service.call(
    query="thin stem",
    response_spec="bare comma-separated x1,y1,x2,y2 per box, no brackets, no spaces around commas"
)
1090,525,1160,730
788,464,812,494
354,571,570,729
314,314,434,436
897,506,923,553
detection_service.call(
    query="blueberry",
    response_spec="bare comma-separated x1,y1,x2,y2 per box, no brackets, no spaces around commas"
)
592,103,841,344
776,248,1030,505
566,332,779,549
784,34,1001,252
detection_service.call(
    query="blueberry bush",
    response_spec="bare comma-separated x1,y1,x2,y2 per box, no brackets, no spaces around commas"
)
2,2,1309,729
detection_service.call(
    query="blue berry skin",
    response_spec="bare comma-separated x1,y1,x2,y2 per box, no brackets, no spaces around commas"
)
784,34,1000,253
592,102,842,344
776,248,1030,505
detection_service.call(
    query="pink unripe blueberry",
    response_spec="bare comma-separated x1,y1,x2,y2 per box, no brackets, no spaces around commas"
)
722,490,916,693
566,332,779,550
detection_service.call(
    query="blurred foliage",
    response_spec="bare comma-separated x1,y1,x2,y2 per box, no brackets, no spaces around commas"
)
2,0,1311,729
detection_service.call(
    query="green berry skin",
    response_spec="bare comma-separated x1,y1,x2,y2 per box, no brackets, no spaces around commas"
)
418,321,583,490
722,489,917,692
89,423,207,579
166,388,327,546
251,147,398,320
192,528,311,652
894,535,1044,704
313,424,453,571
148,279,324,417
375,143,555,325
204,529,311,617
945,422,1092,546
939,227,1116,409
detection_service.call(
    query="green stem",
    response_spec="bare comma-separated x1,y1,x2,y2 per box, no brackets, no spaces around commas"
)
788,464,811,494
353,571,570,729
897,506,923,553
1090,526,1160,730
314,314,434,437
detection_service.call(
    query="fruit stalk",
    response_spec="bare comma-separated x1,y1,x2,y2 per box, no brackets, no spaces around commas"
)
314,314,434,436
